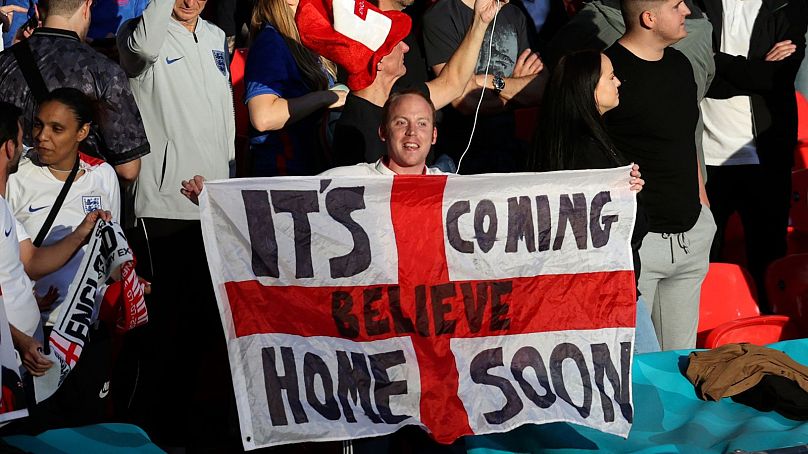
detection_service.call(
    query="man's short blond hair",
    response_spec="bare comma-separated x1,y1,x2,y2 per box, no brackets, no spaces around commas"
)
45,0,87,18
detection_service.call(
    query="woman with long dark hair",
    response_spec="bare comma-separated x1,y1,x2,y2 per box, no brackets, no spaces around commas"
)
244,0,347,176
528,49,659,353
529,50,625,171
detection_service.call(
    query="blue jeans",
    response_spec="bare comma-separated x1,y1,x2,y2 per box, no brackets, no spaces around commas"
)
635,295,661,354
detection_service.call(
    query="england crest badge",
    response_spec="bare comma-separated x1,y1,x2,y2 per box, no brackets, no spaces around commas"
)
82,196,102,214
212,50,228,76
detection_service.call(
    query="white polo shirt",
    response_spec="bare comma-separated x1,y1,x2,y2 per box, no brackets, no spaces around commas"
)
701,0,763,166
321,158,447,176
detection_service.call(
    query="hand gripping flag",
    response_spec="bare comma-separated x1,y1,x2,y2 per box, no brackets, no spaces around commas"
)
34,220,147,402
200,168,638,450
100,259,148,333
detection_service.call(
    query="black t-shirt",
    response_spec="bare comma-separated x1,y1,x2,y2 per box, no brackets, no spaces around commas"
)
0,28,150,165
393,7,430,92
604,43,700,233
332,82,430,166
423,0,530,174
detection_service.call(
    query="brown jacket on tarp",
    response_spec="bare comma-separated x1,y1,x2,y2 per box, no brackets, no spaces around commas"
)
686,343,808,401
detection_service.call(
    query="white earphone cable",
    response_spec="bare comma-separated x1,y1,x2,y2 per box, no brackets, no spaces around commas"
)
455,0,500,175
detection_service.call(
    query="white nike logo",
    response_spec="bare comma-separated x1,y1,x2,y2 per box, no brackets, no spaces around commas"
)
99,380,110,398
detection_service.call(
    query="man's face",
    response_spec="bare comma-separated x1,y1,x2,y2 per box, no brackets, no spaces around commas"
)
172,0,207,25
394,0,415,10
652,0,690,44
6,121,23,175
379,0,414,11
379,41,410,79
380,94,436,174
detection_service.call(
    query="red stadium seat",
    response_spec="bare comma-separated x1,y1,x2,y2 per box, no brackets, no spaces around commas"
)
230,48,249,136
792,169,808,232
766,254,808,330
788,226,808,255
720,212,747,267
697,263,760,348
703,315,800,349
230,48,251,177
795,91,808,170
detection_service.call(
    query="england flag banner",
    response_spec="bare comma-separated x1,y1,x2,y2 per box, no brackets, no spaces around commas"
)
200,167,638,450
34,220,147,402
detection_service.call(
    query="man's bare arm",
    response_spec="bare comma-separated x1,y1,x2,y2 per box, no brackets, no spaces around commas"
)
424,0,507,109
114,159,140,185
433,49,546,114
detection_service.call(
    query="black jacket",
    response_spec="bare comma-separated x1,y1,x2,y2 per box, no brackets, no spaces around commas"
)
698,0,808,168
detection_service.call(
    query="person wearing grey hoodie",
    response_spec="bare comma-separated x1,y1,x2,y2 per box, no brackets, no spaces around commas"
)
116,0,236,448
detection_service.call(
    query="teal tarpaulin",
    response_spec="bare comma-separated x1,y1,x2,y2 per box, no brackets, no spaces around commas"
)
3,423,163,453
467,339,808,453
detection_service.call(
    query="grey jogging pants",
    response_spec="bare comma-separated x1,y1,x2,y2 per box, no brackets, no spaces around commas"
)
638,204,716,351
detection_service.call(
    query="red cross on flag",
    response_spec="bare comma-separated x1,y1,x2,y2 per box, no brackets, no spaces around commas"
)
51,332,83,368
200,168,638,450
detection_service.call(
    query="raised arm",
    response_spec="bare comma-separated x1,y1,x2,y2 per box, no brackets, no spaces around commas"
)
116,0,175,77
433,49,545,114
424,0,507,109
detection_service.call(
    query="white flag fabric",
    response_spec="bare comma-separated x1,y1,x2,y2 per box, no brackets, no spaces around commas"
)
200,168,638,450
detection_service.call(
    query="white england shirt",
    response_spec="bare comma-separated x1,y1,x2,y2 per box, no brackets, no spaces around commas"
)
6,154,120,326
0,195,40,337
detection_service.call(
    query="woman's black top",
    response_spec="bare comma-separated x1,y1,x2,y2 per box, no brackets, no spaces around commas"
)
566,136,649,295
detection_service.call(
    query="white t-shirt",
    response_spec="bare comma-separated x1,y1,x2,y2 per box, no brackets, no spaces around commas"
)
321,158,447,176
701,0,762,166
6,154,120,325
0,195,40,337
